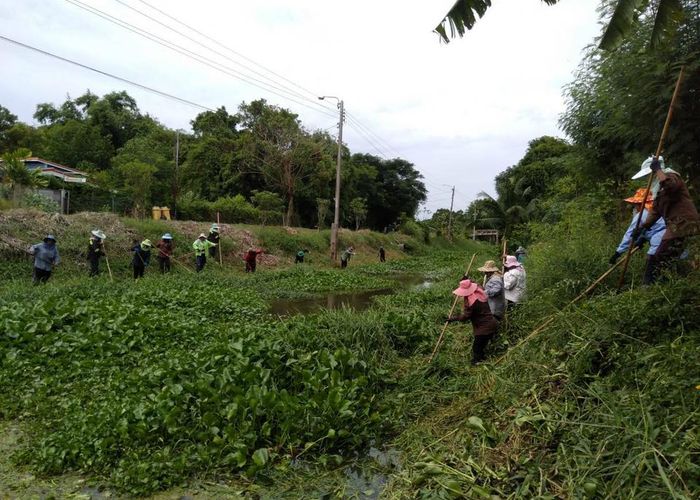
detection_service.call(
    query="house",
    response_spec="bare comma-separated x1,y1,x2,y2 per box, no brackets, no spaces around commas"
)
22,157,88,184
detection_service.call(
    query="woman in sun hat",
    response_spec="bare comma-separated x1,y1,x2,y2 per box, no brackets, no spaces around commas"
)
446,279,499,365
156,233,174,273
631,156,699,280
87,229,106,277
609,188,666,285
503,255,526,308
29,234,60,284
131,239,153,280
477,260,505,321
193,233,216,272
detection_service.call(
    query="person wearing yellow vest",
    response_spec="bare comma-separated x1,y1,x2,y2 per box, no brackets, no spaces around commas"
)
193,233,216,272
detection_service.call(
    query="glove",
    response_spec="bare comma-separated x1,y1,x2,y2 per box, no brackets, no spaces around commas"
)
608,252,621,265
650,158,662,173
631,227,643,242
634,237,646,250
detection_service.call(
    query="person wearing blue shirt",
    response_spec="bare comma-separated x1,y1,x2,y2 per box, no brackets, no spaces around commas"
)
29,234,60,284
609,189,666,285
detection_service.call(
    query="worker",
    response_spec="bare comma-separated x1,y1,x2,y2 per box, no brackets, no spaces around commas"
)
503,255,526,309
632,156,699,279
340,246,355,269
477,260,505,321
156,233,174,273
295,249,308,264
244,248,263,273
132,239,152,280
207,224,220,259
193,233,216,272
379,246,386,263
29,234,60,284
445,279,499,365
515,246,527,264
87,230,106,277
609,188,666,285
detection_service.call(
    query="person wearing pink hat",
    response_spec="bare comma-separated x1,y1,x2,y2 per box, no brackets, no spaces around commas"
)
503,255,526,309
446,279,499,365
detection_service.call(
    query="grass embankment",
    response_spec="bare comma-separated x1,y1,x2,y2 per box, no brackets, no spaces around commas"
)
0,209,447,283
0,207,698,498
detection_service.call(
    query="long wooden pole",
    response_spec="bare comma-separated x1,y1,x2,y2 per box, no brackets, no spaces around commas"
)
617,66,685,289
217,212,223,266
103,245,114,282
429,252,478,363
495,246,639,364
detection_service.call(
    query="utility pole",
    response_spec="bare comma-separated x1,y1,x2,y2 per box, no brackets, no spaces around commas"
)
319,96,345,261
447,185,455,240
173,129,180,218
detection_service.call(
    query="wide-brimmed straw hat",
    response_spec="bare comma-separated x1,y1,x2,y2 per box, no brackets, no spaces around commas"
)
504,255,521,268
141,239,153,248
453,279,478,297
91,229,106,240
198,233,207,239
477,260,500,273
624,188,654,209
631,156,665,180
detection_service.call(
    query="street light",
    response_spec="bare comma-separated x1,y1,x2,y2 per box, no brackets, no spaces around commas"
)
318,95,345,261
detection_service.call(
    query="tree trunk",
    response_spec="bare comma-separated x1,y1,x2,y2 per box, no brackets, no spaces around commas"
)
285,194,294,227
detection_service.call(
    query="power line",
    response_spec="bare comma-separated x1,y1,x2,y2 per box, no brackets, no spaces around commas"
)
64,0,338,120
111,0,334,113
0,34,213,111
135,0,324,104
344,121,388,158
346,112,401,157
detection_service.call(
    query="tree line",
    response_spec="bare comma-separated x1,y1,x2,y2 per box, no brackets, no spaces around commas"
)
0,94,427,231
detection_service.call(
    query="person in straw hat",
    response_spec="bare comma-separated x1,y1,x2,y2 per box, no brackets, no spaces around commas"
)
478,260,505,321
193,233,216,272
87,230,106,277
29,234,60,284
609,188,666,285
631,156,699,280
156,233,174,274
503,255,526,309
446,279,499,365
207,224,220,259
131,239,153,280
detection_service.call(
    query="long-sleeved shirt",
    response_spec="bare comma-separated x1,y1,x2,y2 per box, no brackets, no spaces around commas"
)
30,242,60,271
643,173,700,240
503,267,526,304
450,298,499,336
193,239,216,256
616,209,666,256
483,274,506,319
207,231,220,245
132,244,151,267
87,238,103,261
156,240,173,258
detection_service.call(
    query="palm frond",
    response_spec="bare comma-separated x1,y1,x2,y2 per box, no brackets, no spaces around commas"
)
434,0,560,43
599,0,646,50
650,0,684,49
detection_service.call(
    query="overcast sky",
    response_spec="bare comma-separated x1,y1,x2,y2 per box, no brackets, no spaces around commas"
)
0,0,601,215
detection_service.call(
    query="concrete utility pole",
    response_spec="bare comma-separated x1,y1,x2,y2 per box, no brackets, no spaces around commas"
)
447,185,455,240
173,129,180,218
319,96,345,261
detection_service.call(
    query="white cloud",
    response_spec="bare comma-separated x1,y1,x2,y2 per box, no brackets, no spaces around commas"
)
0,0,600,213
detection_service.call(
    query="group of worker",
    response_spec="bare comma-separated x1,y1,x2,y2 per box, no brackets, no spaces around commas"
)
446,248,528,365
446,155,699,366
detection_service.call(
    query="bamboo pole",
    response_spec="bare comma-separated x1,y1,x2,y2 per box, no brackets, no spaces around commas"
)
495,246,640,364
217,212,223,266
170,255,196,274
102,245,114,282
429,252,478,363
617,66,685,289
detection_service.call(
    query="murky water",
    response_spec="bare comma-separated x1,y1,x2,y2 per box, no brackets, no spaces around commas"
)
269,274,432,316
